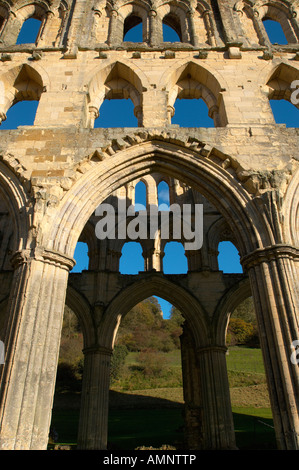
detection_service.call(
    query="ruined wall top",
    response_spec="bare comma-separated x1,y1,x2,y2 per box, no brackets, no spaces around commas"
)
0,0,298,53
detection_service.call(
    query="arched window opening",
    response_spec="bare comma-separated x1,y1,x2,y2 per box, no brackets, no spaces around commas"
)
71,242,89,273
163,242,188,274
134,181,147,211
0,100,39,129
172,99,215,127
218,241,242,273
158,181,170,210
270,99,299,127
123,15,143,42
108,297,184,449
16,17,42,45
263,19,288,44
95,99,138,128
163,15,182,42
119,242,144,274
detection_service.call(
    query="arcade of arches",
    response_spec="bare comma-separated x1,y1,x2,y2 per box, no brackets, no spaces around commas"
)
0,0,298,452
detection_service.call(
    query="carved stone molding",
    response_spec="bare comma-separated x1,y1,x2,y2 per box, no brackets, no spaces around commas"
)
10,247,75,270
0,153,31,190
72,129,296,199
1,131,297,214
196,344,228,354
241,244,299,270
82,345,113,356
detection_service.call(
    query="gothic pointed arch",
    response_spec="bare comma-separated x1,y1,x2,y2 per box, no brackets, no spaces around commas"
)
234,0,299,45
0,160,31,252
41,133,282,269
213,277,252,346
106,0,151,45
98,274,209,349
0,63,47,125
0,0,60,46
87,60,149,126
159,60,228,126
66,284,96,349
282,167,299,247
265,62,299,108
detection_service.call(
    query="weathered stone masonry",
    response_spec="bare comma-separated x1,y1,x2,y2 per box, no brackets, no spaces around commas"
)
0,0,298,451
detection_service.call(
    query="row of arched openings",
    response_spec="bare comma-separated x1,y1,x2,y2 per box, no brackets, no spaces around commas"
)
1,95,297,130
135,180,170,211
4,9,297,47
123,18,290,45
72,239,243,275
14,17,183,45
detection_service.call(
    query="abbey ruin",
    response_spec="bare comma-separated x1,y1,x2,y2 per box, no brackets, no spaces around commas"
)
0,0,298,451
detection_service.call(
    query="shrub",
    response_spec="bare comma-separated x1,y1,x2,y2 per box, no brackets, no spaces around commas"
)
228,318,255,346
110,344,129,382
137,349,170,377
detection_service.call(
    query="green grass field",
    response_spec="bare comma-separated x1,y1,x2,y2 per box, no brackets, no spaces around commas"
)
50,346,276,450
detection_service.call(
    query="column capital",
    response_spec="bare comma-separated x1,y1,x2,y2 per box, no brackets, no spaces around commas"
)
187,8,195,17
149,9,157,17
83,345,113,356
89,105,100,123
110,8,118,17
10,247,75,271
196,345,228,355
241,244,299,270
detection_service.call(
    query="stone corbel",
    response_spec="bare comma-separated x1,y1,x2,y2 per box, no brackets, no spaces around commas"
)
228,46,242,59
167,105,175,123
89,105,100,127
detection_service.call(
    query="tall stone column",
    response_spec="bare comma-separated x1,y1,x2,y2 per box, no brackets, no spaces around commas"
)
35,11,54,46
0,248,74,450
251,10,271,48
242,245,299,450
202,10,216,46
77,346,112,450
180,325,203,449
196,345,236,449
181,324,236,449
107,9,123,47
187,9,199,47
149,9,162,46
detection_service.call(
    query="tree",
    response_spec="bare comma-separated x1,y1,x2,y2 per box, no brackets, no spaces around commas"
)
115,298,184,352
110,344,128,382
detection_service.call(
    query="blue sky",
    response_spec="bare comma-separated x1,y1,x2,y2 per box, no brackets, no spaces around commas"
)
2,17,299,318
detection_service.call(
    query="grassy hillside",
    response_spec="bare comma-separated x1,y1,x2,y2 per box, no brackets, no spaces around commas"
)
50,299,276,449
51,346,276,449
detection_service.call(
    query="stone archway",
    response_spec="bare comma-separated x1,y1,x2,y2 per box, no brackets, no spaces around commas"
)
0,133,298,450
76,272,237,450
42,135,299,450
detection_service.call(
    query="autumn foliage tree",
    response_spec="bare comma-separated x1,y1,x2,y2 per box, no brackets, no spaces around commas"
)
115,298,184,353
226,297,259,347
